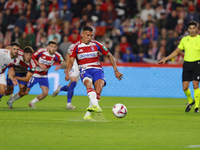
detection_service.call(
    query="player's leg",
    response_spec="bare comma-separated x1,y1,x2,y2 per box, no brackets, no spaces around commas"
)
0,73,7,100
0,84,6,101
66,76,77,110
7,83,27,109
52,85,68,97
5,85,14,96
29,77,49,109
182,62,195,112
183,81,195,112
193,80,200,113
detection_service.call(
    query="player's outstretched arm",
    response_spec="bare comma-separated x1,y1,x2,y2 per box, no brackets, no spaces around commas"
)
16,72,33,82
55,61,66,71
158,47,182,64
106,52,123,81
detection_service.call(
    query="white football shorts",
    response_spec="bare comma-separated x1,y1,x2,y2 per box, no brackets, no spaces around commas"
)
69,60,80,81
0,73,6,85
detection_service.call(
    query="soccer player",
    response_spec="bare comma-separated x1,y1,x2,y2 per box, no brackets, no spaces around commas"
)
26,40,66,109
65,26,123,121
158,21,200,113
52,44,79,110
0,42,20,101
7,46,37,109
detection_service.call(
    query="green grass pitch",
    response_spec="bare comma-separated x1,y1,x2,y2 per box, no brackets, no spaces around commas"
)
0,95,200,150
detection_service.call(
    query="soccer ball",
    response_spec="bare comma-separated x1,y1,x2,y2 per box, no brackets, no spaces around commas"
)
112,103,127,118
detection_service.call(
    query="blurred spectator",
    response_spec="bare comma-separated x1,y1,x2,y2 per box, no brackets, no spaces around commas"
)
119,36,130,53
132,37,145,55
115,0,127,21
0,0,5,10
49,0,59,13
102,4,120,29
122,47,136,62
48,5,59,21
58,3,72,22
3,29,12,46
144,14,155,27
148,41,158,59
151,0,160,10
101,0,114,12
135,48,147,62
15,13,27,32
146,21,159,41
82,3,94,18
25,3,36,23
175,18,185,36
133,14,144,29
166,10,178,31
92,4,104,26
37,35,48,49
156,12,167,32
185,5,199,24
11,26,21,42
58,0,71,10
35,4,47,19
13,0,27,15
113,44,123,60
18,32,32,49
70,0,81,18
36,28,46,48
156,46,166,61
140,2,155,22
141,32,150,54
0,31,3,43
36,11,48,31
80,13,89,28
59,35,71,59
48,27,61,43
3,9,14,27
24,21,34,34
47,19,60,36
4,0,15,10
68,29,81,44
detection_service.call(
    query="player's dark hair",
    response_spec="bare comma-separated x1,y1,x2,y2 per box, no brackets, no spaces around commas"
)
48,40,58,45
187,21,197,28
24,46,34,54
82,26,93,32
11,42,20,47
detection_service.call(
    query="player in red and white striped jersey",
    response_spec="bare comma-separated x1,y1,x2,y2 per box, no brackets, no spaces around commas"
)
65,26,123,121
6,46,37,109
0,42,20,101
26,40,66,109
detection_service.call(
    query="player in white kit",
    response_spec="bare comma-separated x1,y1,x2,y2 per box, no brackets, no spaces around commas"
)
52,44,80,110
0,42,20,101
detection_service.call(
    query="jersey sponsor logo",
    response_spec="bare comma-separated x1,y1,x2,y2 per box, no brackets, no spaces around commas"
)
102,46,108,51
79,52,97,59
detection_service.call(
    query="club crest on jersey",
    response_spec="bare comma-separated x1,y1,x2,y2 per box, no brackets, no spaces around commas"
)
91,46,94,51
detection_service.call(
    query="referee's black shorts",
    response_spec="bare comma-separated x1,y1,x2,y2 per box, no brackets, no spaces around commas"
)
182,60,200,82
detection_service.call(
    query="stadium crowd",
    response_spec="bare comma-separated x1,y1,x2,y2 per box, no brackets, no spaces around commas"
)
0,0,200,63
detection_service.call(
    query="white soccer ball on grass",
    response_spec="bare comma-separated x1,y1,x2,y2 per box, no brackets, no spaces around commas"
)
112,103,127,118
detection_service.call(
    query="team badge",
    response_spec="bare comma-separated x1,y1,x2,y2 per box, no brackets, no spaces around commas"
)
91,46,94,51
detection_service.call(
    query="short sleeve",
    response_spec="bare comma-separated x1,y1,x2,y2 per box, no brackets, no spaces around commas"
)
94,40,109,56
178,38,184,50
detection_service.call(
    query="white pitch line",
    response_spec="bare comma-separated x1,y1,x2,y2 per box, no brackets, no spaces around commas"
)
0,105,184,110
185,145,200,148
